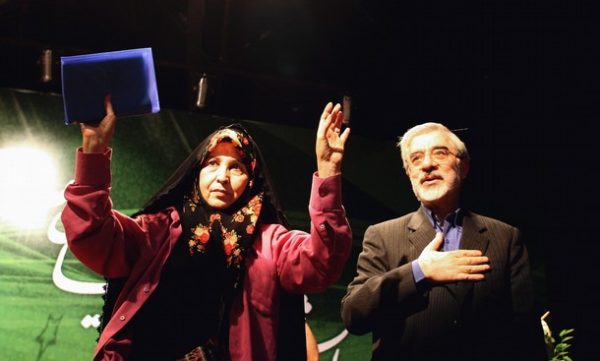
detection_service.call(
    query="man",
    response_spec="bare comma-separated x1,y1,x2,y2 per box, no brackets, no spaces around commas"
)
341,123,546,360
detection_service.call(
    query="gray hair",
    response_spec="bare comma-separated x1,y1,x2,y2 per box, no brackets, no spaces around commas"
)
396,122,470,170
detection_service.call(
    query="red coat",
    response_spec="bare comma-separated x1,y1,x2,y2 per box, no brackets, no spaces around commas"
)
61,149,352,361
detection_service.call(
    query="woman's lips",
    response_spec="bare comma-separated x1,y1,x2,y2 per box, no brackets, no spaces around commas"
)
210,189,228,195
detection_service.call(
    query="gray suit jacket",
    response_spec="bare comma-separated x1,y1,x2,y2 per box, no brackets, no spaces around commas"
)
341,207,547,361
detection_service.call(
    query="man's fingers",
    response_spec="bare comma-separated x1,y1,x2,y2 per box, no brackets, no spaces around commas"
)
463,273,485,281
454,249,483,257
458,256,489,265
448,264,490,282
461,264,490,274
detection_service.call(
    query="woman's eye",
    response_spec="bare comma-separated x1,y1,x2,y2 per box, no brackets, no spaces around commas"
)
230,164,246,175
205,159,218,167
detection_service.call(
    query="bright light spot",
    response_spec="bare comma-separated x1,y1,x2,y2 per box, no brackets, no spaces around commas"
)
0,146,63,230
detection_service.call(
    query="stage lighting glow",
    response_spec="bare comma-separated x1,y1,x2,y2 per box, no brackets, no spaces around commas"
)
0,145,62,230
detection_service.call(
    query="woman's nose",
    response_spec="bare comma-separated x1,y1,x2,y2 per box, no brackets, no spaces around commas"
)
215,166,229,182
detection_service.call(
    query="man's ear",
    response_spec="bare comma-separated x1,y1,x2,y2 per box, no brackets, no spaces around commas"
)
459,158,470,179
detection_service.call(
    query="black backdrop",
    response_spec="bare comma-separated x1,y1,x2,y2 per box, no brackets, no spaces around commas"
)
0,1,595,358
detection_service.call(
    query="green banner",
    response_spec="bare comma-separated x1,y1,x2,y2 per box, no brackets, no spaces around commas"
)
0,88,419,360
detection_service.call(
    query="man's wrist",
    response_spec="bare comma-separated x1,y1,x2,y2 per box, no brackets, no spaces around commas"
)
412,259,426,283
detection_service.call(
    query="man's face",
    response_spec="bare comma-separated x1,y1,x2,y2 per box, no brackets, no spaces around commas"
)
405,131,469,208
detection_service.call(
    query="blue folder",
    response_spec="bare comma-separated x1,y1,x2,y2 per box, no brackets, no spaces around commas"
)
61,48,160,125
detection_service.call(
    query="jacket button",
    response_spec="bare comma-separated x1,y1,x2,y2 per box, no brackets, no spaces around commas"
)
319,224,326,230
119,315,126,321
143,286,150,293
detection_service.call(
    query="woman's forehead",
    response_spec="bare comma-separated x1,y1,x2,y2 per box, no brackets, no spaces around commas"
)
206,141,243,159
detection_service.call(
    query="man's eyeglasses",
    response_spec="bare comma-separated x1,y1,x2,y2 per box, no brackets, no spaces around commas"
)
408,148,461,167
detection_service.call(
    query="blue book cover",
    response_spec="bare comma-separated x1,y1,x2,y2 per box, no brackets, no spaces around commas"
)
61,47,160,124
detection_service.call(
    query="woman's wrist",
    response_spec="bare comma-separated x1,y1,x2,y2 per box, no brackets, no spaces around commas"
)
82,136,106,153
317,161,341,178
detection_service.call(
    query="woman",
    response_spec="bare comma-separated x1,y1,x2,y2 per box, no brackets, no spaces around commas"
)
61,97,352,361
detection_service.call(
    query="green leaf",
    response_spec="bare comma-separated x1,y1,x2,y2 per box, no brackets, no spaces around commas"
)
559,329,574,337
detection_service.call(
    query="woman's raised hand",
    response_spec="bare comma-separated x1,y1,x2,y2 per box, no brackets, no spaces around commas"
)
315,102,350,178
81,95,116,153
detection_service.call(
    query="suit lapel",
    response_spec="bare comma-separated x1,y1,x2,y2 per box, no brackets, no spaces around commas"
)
407,208,490,254
455,211,490,302
407,207,435,257
460,212,489,254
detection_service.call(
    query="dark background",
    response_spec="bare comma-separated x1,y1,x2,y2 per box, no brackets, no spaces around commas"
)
0,0,595,358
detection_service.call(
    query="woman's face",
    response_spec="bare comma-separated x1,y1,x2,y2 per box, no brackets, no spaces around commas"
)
199,141,250,209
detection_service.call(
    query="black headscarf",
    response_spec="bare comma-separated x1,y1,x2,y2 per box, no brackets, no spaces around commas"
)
133,123,288,229
102,124,305,360
134,123,290,300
